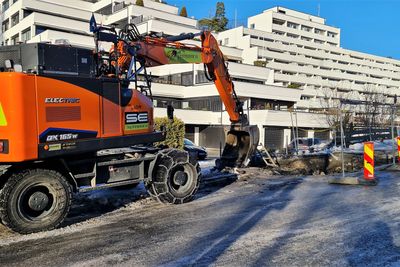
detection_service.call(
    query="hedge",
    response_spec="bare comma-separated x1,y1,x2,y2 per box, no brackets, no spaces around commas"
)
154,117,185,149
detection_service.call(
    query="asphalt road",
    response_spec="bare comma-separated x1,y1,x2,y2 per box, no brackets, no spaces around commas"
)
1,170,400,266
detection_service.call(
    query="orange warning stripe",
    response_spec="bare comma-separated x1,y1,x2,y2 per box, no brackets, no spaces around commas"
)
397,137,400,158
364,144,374,162
364,142,374,179
364,160,374,176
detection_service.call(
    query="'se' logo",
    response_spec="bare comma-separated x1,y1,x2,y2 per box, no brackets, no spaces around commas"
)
125,112,148,124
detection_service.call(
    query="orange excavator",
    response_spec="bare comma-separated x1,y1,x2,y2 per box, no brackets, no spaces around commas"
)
0,20,258,234
109,24,259,169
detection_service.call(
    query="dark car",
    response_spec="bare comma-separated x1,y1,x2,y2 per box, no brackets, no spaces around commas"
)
287,138,322,153
183,138,207,160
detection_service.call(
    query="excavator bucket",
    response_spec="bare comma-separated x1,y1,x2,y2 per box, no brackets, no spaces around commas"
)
216,125,260,170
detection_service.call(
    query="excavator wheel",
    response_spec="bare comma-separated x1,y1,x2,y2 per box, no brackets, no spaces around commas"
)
146,149,201,204
0,169,72,234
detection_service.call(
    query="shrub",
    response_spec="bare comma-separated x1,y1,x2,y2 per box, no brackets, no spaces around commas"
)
154,117,185,149
254,60,268,67
135,0,144,6
287,83,302,89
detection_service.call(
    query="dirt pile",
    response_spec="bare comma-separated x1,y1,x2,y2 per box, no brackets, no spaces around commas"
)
251,150,394,175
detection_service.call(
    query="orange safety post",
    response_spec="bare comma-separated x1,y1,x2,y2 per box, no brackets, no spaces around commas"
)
363,142,374,180
397,137,400,163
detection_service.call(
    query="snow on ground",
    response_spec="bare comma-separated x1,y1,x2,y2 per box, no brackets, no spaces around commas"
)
349,139,396,152
298,139,397,155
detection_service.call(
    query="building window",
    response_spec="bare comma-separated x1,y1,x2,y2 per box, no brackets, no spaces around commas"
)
327,31,336,38
196,71,212,84
272,18,285,25
11,34,19,45
314,39,324,44
314,28,325,35
23,9,33,18
2,19,9,32
301,25,312,32
21,27,31,42
223,38,229,45
272,30,284,35
287,33,299,39
250,23,255,29
301,36,312,42
11,12,19,27
287,22,299,29
2,0,9,12
36,26,47,35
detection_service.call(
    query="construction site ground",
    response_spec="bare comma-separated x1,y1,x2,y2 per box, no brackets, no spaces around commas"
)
0,161,400,266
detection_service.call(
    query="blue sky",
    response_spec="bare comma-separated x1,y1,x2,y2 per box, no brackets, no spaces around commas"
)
166,0,400,59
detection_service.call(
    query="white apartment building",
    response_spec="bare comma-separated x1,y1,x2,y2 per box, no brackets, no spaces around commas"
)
0,0,199,46
218,7,400,112
0,2,346,151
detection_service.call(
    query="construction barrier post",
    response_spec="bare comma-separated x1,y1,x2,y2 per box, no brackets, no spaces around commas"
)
363,142,374,180
397,137,400,164
328,142,378,186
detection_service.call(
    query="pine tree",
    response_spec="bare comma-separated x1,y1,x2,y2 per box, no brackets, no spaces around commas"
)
179,6,188,17
199,2,228,32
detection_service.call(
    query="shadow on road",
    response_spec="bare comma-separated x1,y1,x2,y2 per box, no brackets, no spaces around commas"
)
346,221,400,266
62,176,238,228
164,177,304,266
251,172,400,266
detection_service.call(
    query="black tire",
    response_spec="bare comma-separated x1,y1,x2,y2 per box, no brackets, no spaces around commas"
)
146,149,201,204
0,169,72,234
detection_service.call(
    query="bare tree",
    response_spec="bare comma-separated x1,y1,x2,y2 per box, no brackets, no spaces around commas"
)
318,86,356,146
358,84,391,140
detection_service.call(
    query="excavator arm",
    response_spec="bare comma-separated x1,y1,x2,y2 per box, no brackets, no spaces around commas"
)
112,31,246,125
95,23,259,168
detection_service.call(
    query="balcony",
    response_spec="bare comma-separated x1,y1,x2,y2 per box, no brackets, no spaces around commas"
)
154,107,329,128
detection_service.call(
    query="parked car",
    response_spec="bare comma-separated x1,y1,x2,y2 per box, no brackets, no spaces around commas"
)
288,138,322,153
183,139,208,160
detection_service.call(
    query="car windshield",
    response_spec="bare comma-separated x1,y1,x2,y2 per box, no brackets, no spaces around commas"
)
184,139,195,146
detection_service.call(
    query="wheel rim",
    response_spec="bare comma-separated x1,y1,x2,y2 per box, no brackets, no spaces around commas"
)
168,163,196,197
17,183,57,221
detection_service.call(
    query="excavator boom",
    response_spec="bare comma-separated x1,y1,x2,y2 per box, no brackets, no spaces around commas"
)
113,31,244,124
102,24,259,168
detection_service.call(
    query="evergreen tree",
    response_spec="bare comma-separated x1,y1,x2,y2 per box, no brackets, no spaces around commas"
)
199,2,228,32
179,6,188,17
